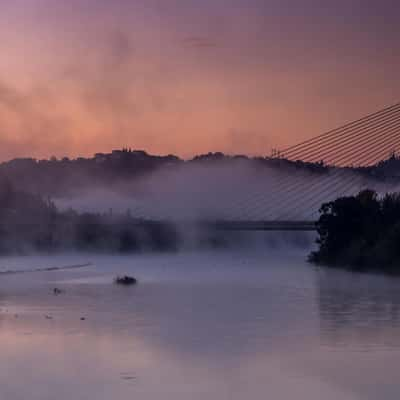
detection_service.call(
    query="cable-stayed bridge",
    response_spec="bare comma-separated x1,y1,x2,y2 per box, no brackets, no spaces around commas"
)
132,102,400,231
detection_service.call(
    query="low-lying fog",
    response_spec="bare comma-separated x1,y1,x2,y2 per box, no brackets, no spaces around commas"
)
3,159,400,399
54,161,395,221
2,244,400,400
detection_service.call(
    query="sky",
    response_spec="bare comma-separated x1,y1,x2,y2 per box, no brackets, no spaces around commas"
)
0,0,399,160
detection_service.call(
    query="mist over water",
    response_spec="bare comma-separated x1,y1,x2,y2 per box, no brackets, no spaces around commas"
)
2,155,400,400
1,244,400,399
53,161,395,221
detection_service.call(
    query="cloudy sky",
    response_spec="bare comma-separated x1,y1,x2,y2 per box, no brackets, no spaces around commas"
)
0,0,399,160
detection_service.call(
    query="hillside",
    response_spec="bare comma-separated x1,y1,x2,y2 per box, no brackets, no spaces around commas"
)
0,149,334,197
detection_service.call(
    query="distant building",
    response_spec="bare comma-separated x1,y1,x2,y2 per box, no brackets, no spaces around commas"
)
94,153,107,163
111,150,124,160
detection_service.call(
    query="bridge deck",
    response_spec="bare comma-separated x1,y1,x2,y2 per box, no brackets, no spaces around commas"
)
131,220,317,231
208,221,317,231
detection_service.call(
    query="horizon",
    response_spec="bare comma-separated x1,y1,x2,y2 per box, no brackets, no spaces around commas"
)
0,145,397,165
0,147,264,163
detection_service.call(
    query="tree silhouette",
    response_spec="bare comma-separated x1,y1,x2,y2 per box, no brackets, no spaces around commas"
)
310,190,400,273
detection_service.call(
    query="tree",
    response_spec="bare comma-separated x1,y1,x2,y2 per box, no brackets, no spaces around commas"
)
309,189,400,272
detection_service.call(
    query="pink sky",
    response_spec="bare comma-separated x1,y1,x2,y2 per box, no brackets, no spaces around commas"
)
0,0,399,160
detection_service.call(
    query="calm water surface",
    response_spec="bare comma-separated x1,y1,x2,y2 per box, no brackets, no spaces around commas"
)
1,247,400,399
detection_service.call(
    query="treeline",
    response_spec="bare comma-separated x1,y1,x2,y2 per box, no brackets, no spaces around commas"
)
0,178,180,254
2,149,398,199
0,149,181,197
310,190,400,273
0,149,329,197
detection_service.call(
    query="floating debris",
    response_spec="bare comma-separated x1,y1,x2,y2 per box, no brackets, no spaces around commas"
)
121,376,136,381
120,372,137,381
114,276,137,286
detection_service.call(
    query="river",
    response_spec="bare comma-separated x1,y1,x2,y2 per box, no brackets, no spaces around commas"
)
0,244,400,399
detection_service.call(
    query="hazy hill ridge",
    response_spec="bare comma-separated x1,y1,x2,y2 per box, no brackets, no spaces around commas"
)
2,148,398,197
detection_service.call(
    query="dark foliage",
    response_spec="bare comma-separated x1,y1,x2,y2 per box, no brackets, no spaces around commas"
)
0,149,334,197
309,189,400,273
0,180,179,254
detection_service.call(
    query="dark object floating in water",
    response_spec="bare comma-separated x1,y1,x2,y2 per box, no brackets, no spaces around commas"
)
53,288,62,295
114,276,137,286
120,372,136,381
121,376,136,381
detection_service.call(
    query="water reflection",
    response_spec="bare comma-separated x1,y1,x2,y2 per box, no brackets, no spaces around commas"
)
2,252,400,399
317,269,400,349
